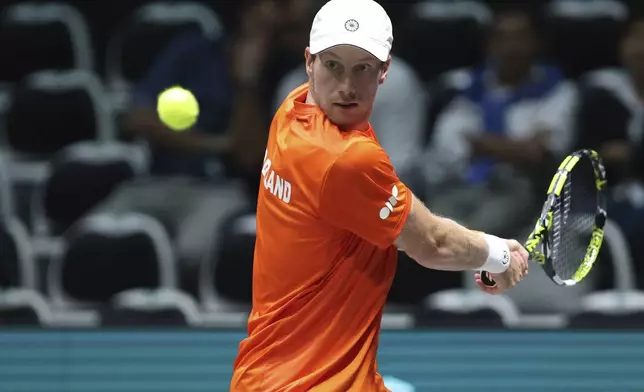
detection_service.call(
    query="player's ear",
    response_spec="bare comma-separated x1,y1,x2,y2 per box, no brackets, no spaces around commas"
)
305,47,314,77
379,55,391,85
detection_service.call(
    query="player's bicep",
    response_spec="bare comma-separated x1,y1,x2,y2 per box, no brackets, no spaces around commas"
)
320,143,411,249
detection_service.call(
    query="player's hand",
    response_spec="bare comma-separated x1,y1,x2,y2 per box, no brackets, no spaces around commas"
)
475,239,529,294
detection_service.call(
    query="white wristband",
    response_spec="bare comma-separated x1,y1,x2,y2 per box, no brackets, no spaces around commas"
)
480,234,511,274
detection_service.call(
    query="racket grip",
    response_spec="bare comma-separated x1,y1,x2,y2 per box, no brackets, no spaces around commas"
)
480,271,497,287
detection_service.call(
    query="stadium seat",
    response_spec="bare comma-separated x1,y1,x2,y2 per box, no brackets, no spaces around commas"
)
0,288,53,326
204,210,256,306
31,141,149,236
4,69,116,157
48,212,176,310
0,216,36,290
568,290,644,328
101,288,201,326
0,153,15,219
105,2,223,109
0,3,93,84
395,1,492,82
418,289,521,328
544,0,628,78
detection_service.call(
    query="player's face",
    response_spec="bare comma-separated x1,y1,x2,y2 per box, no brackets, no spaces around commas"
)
306,45,390,130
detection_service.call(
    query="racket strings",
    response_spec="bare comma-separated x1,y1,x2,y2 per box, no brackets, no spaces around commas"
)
550,166,596,280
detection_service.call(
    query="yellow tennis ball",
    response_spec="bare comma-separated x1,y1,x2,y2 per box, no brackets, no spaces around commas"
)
157,86,199,131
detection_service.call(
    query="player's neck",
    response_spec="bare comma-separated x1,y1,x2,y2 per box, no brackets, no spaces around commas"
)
305,91,318,106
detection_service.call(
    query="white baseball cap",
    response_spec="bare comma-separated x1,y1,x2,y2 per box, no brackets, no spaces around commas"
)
309,0,393,62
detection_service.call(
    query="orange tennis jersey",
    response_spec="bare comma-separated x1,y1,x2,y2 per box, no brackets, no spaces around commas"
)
230,84,412,392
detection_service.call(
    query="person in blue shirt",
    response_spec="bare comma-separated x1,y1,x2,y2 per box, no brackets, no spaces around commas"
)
422,7,577,238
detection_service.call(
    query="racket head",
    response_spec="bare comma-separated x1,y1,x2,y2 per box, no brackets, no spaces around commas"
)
482,149,607,287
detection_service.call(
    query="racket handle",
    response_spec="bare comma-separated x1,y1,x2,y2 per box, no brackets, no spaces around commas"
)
480,271,497,287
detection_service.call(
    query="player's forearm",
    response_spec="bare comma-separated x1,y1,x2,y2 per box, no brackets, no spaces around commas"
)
419,217,489,271
396,196,508,272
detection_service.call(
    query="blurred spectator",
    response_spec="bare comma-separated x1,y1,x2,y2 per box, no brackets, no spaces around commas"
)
576,15,644,283
421,7,576,237
94,1,322,291
123,0,314,190
273,56,427,184
123,27,233,179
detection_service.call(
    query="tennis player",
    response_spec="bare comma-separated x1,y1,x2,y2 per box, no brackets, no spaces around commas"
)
230,0,529,391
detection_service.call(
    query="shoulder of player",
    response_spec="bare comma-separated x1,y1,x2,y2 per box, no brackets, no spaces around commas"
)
328,138,390,176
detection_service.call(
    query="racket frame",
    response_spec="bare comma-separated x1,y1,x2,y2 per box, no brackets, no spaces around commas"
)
482,149,607,287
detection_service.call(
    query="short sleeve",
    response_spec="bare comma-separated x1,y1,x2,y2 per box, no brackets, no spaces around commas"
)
319,141,412,249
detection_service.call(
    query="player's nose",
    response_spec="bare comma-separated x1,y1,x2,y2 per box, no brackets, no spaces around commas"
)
338,90,356,101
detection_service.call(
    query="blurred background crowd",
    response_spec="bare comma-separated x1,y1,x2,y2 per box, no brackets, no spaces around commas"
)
1,0,644,331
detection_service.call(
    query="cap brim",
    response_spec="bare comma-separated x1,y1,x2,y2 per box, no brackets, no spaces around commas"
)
310,35,389,62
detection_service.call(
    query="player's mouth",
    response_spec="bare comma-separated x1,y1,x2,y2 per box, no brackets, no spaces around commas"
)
334,102,359,110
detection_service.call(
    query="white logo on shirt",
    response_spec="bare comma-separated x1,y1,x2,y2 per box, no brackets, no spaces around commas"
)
379,185,399,220
261,149,292,204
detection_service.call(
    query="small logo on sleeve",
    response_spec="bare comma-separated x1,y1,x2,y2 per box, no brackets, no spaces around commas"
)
502,250,510,265
379,185,399,220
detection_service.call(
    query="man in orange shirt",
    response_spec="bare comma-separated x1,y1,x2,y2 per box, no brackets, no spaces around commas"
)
230,1,529,391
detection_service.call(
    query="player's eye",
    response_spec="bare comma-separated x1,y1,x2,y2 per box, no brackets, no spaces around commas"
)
355,64,371,73
325,60,339,70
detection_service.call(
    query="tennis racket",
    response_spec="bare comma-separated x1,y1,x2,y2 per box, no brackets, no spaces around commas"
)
481,149,608,287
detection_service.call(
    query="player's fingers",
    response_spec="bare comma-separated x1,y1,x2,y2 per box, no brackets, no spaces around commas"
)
513,250,528,275
475,278,501,294
520,247,530,264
